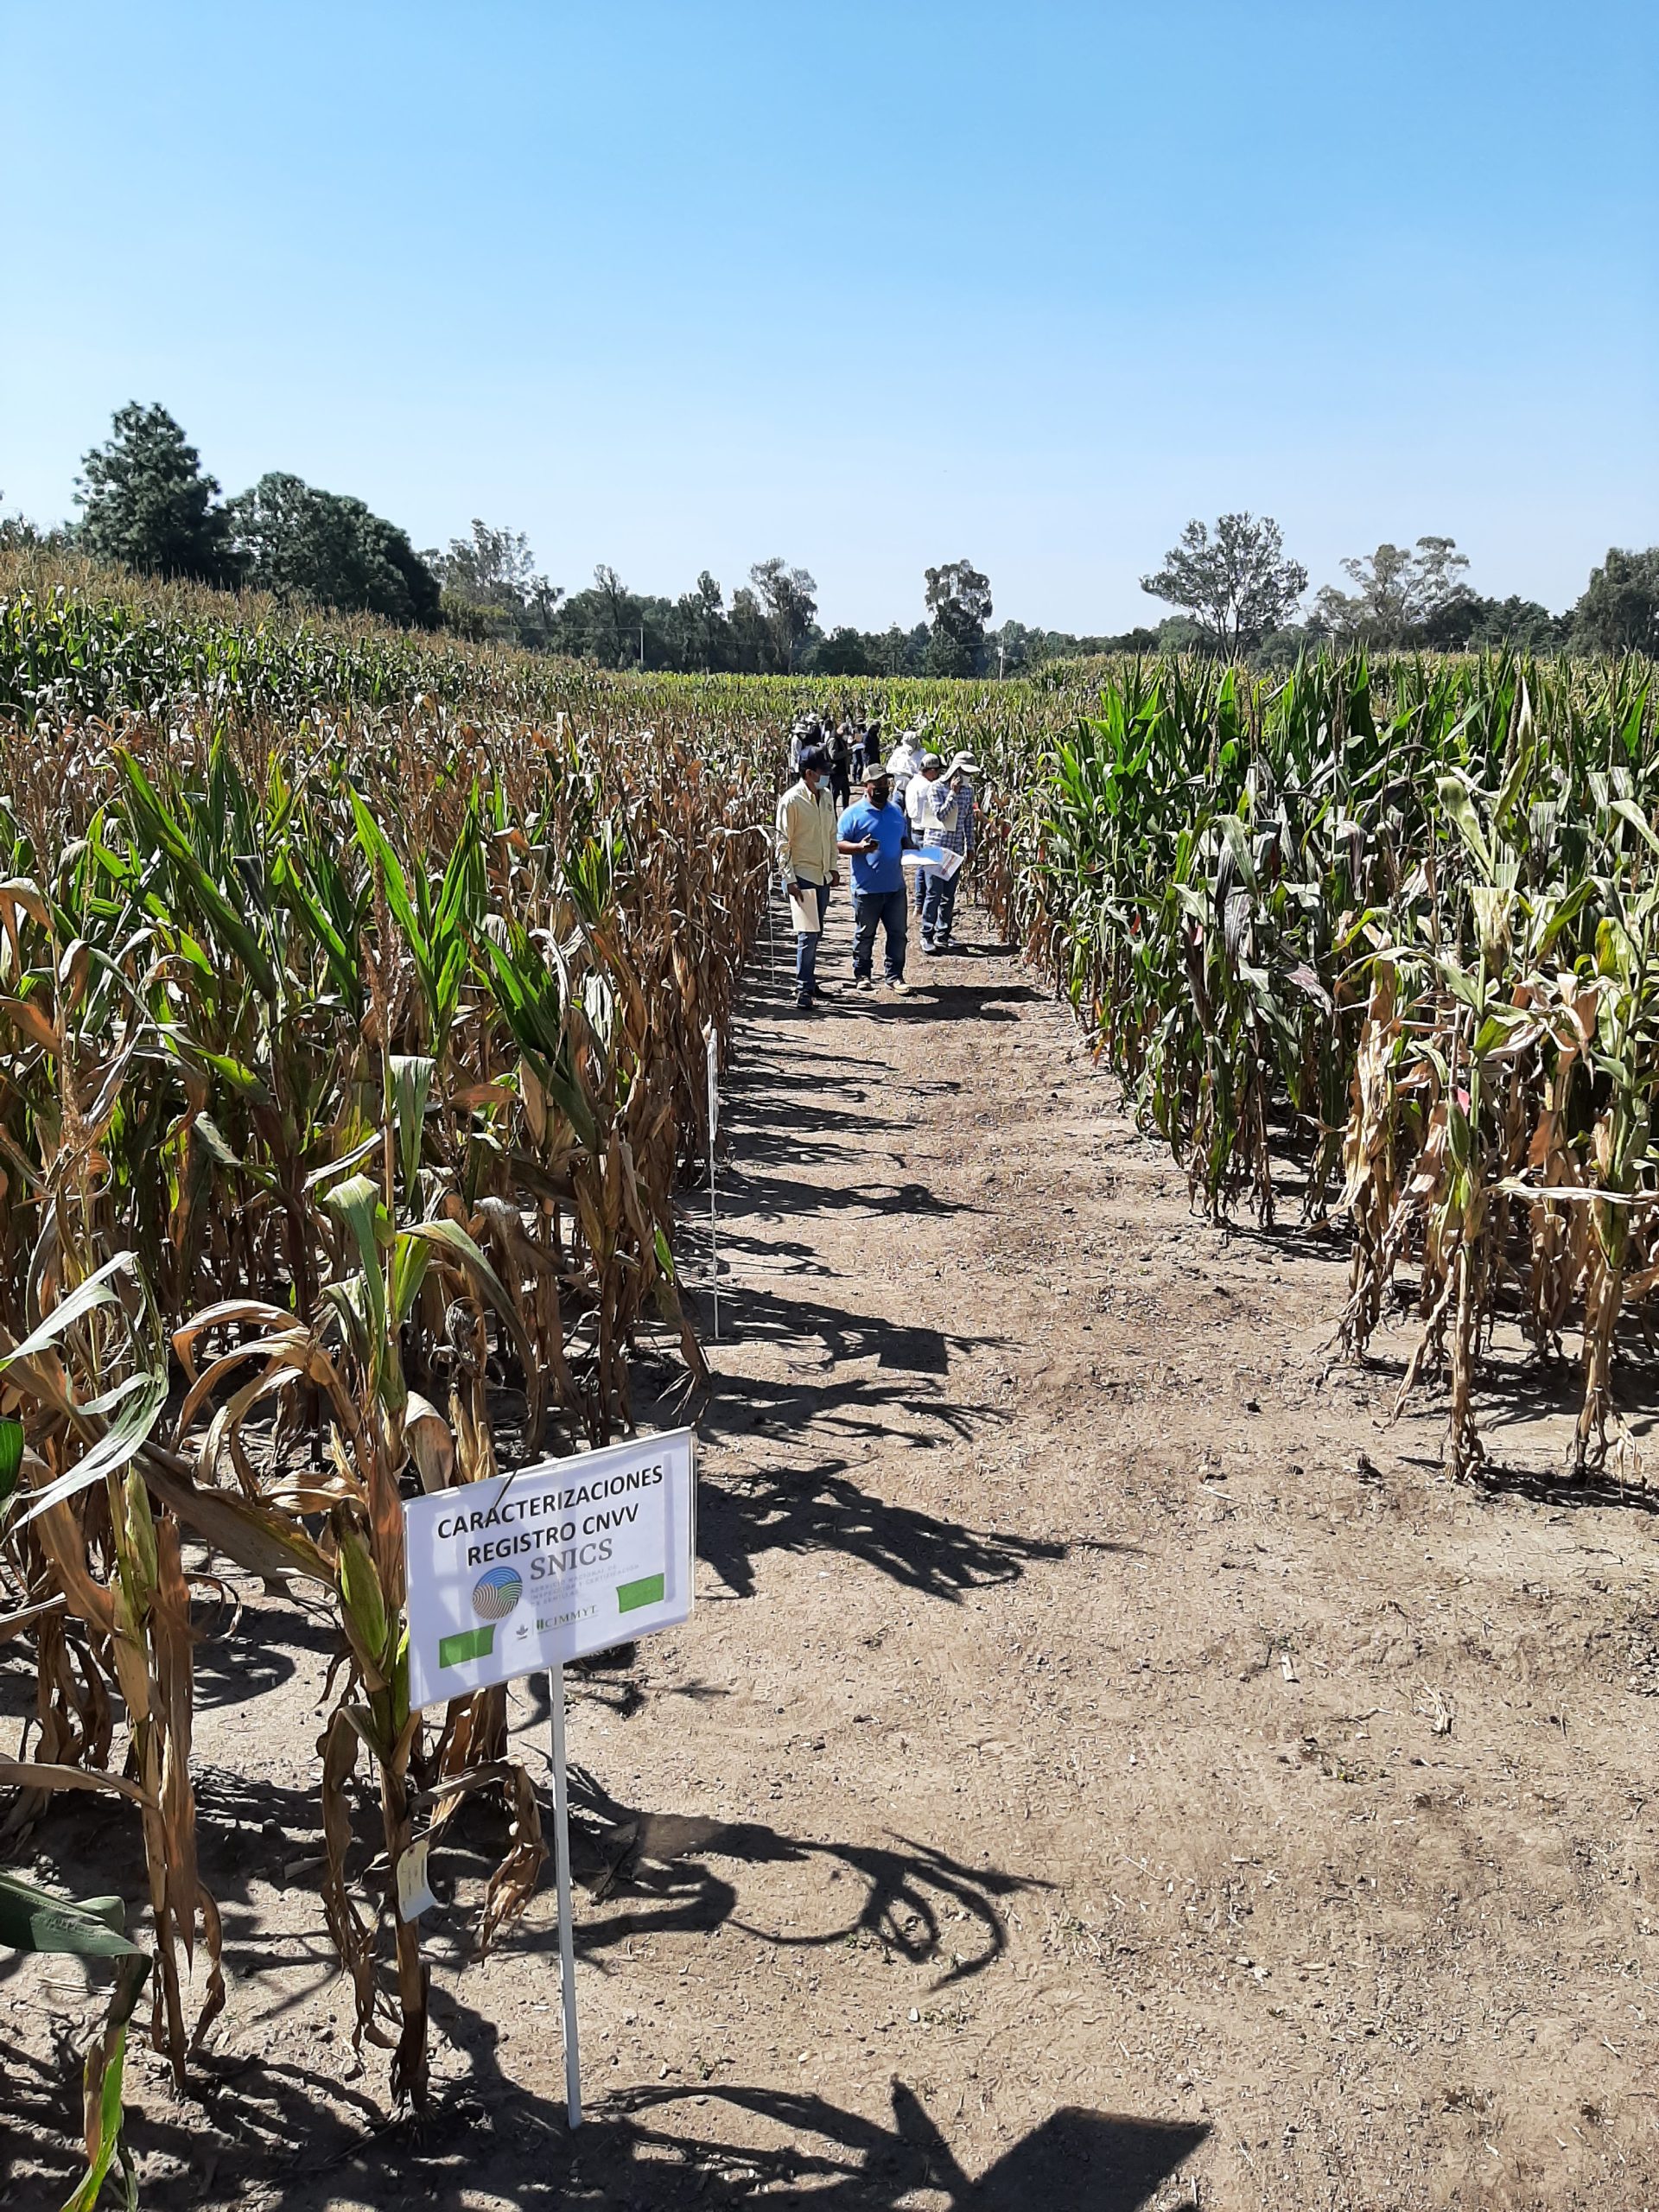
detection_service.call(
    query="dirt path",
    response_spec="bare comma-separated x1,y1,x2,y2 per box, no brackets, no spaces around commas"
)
8,894,1658,2211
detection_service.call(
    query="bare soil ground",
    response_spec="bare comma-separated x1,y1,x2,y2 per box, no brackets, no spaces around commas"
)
6,894,1659,2211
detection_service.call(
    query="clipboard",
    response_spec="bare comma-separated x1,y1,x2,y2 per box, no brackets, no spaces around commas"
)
788,886,825,934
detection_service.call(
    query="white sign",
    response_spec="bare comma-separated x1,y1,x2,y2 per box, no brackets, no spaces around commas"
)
396,1836,435,1923
404,1428,696,1711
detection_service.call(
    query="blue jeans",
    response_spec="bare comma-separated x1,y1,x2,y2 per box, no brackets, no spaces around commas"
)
794,881,830,997
852,887,907,981
921,868,960,941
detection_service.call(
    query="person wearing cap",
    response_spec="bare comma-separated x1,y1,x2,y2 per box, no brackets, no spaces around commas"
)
828,721,854,812
775,744,842,1011
905,750,958,927
836,761,910,993
920,752,978,952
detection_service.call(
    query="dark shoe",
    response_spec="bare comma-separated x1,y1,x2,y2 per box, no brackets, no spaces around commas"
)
922,939,943,956
794,995,813,1011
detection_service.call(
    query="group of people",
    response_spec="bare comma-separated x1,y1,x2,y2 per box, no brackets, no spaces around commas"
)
775,715,978,1011
785,713,882,812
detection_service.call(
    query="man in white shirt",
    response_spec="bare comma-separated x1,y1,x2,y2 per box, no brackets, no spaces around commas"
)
885,728,927,811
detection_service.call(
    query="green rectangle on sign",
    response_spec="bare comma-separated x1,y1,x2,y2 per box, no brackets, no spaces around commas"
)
616,1573,665,1615
439,1624,495,1668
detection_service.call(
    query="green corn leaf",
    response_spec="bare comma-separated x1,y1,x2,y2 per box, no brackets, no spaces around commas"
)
116,750,278,998
1438,962,1485,1013
3,1249,167,1527
0,1416,22,1506
390,1055,435,1197
320,1276,373,1370
15,1365,168,1528
60,1951,151,2212
397,1216,537,1384
1610,797,1659,860
322,1173,390,1351
390,1235,432,1330
1532,875,1596,958
303,1131,384,1192
475,929,598,1152
275,843,360,1007
118,1466,159,1603
155,1026,271,1103
334,1519,391,1677
0,1249,132,1370
1446,1101,1472,1172
347,788,423,950
194,1112,278,1191
1435,775,1496,875
0,1870,142,1959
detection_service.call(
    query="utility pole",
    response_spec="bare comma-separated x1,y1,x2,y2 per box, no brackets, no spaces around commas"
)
639,620,645,669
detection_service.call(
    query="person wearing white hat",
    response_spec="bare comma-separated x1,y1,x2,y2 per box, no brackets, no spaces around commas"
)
905,751,957,928
884,728,927,811
920,753,978,952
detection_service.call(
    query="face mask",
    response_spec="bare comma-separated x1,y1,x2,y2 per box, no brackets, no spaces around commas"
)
869,782,892,805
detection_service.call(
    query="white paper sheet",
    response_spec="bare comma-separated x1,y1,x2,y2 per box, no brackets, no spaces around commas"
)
901,846,963,879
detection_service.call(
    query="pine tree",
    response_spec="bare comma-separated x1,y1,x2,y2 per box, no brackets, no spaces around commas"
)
78,403,239,585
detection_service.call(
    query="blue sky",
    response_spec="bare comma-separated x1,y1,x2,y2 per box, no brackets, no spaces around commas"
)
3,1,1654,632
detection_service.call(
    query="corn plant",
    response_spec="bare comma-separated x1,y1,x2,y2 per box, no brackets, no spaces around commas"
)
0,563,786,2107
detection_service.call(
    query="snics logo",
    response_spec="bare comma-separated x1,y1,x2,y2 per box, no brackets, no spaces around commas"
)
472,1566,524,1622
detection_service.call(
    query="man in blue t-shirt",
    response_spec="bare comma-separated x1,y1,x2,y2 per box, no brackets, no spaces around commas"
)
836,763,910,992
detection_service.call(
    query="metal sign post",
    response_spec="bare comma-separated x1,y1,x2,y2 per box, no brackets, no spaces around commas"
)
548,1662,582,2126
402,1429,698,2135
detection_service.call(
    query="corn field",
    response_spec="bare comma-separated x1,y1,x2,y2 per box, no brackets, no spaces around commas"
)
7,557,1658,2190
0,562,788,2139
972,650,1659,1486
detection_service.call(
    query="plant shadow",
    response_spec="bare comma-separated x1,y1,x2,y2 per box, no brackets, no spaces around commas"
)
4,2026,1208,2212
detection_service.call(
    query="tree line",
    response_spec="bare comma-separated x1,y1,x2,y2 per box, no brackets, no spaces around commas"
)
1129,513,1656,661
3,403,1654,666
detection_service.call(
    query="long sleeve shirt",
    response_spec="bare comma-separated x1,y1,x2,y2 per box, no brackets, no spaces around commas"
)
886,741,926,797
936,779,976,857
775,779,839,884
906,775,959,843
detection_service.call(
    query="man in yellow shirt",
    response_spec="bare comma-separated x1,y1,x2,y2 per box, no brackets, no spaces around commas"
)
774,744,842,1012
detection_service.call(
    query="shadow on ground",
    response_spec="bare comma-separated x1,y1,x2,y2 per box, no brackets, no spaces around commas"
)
547,1766,1034,1986
4,2030,1207,2212
696,1450,1057,1604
